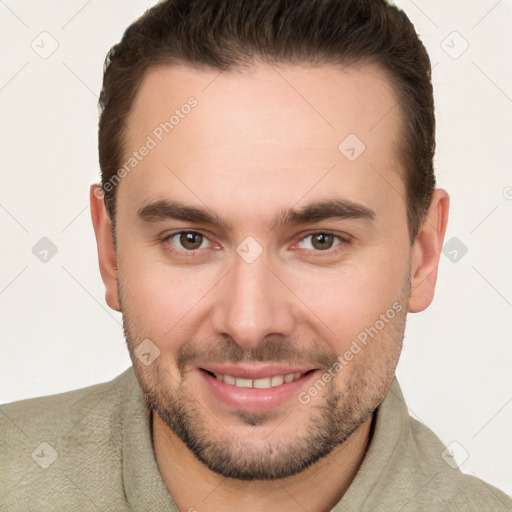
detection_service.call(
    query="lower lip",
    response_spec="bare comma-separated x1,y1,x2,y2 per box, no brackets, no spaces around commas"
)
198,369,318,413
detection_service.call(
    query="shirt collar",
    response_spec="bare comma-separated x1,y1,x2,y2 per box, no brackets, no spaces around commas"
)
121,369,178,511
333,378,412,510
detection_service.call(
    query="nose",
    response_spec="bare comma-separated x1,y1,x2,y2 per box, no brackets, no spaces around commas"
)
210,250,296,351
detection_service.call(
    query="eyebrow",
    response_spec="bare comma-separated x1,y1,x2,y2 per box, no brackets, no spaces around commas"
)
137,198,376,230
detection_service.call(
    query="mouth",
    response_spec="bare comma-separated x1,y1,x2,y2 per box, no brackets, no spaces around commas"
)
202,369,312,388
197,366,319,413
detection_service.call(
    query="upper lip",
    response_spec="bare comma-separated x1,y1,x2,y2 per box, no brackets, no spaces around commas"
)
199,364,316,380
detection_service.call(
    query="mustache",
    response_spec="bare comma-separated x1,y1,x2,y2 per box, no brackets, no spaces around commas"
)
176,337,339,374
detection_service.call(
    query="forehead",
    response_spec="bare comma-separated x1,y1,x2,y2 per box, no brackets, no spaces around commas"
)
127,61,401,150
120,62,405,231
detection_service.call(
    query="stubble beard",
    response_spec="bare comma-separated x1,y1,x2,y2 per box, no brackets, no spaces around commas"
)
118,276,409,481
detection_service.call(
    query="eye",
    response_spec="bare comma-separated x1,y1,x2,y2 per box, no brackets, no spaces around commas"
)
168,231,210,251
296,232,345,251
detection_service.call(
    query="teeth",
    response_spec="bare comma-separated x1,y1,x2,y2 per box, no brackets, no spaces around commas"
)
235,378,253,388
271,375,284,386
253,377,271,389
213,372,303,389
224,374,236,385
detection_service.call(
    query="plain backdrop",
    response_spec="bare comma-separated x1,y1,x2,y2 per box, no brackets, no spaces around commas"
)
1,0,511,497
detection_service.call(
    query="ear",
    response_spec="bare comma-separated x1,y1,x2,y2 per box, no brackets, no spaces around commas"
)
90,185,121,312
408,188,450,313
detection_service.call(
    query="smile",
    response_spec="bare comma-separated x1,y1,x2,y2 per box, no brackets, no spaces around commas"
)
211,372,303,389
198,366,319,413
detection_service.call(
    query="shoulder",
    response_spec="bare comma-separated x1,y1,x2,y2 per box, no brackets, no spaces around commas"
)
0,368,138,511
1,368,134,424
354,379,512,511
1,368,137,446
405,414,512,511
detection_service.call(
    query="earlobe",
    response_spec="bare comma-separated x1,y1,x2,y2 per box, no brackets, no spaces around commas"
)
90,184,121,312
408,189,450,313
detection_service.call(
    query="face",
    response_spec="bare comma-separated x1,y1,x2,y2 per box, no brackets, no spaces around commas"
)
94,62,436,480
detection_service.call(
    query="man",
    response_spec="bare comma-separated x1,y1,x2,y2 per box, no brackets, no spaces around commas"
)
1,0,510,510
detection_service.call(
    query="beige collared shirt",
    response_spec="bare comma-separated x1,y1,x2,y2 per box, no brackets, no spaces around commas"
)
1,367,510,511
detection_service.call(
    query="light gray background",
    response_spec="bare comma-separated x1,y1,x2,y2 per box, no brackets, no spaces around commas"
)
1,0,511,496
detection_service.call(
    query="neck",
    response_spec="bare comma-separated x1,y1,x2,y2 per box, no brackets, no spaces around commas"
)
152,411,373,512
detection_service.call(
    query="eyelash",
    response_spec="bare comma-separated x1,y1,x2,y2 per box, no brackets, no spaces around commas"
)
161,230,350,257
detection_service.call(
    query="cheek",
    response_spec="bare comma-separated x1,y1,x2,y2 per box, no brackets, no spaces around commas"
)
286,255,407,349
119,268,199,376
118,250,216,342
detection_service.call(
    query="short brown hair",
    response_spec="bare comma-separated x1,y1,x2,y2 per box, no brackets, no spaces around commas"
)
98,0,436,243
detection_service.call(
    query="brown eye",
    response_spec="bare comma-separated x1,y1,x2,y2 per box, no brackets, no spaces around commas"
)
180,232,203,250
173,231,205,250
311,233,336,250
296,232,345,253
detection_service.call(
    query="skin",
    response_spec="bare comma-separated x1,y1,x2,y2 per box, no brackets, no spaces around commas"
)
91,62,449,511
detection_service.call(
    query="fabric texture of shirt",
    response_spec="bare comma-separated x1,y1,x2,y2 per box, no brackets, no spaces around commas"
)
1,367,511,511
